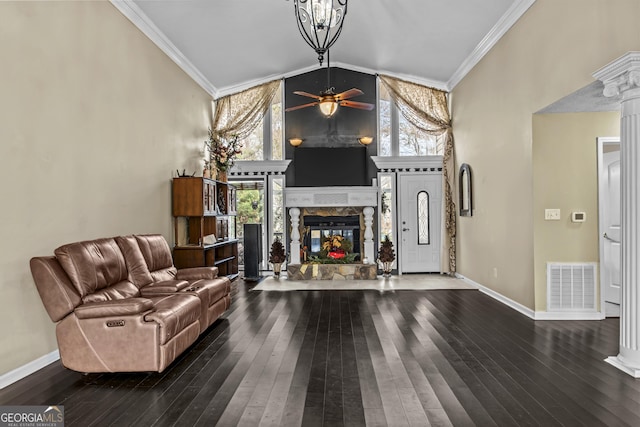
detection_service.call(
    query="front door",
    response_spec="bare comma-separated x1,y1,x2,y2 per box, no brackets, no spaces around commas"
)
399,173,441,273
599,139,621,315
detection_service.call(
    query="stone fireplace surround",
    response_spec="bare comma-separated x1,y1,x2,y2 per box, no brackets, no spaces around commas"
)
284,186,378,268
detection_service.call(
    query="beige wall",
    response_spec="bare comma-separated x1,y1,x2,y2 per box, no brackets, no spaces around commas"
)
0,2,212,375
452,0,640,310
532,112,620,311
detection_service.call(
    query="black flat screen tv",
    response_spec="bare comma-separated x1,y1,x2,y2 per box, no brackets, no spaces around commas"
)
293,147,368,187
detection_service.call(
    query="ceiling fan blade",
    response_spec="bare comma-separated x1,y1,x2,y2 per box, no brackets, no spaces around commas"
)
285,101,319,112
340,100,375,111
335,88,364,100
293,91,322,100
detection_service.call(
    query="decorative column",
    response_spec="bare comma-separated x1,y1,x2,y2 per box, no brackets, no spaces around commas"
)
594,52,640,377
363,207,375,264
289,208,301,265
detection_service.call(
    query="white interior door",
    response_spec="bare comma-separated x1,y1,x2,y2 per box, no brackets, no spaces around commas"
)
602,149,622,305
399,173,441,273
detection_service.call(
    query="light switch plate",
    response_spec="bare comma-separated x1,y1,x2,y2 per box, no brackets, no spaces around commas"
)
545,209,561,220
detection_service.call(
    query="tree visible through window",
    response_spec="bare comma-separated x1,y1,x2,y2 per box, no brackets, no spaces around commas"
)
378,80,442,156
236,81,283,161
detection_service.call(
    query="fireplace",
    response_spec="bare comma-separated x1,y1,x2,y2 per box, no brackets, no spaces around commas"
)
284,186,378,265
302,214,361,260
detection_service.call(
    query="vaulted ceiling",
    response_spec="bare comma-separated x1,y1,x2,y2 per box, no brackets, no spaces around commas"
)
114,0,535,97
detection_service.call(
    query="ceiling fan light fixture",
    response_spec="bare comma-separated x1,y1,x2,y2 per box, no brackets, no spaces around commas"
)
319,100,338,117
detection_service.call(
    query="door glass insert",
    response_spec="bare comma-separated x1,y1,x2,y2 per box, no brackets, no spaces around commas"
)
417,191,430,245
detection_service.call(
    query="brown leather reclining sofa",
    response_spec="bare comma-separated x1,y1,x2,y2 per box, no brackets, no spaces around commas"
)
29,234,231,373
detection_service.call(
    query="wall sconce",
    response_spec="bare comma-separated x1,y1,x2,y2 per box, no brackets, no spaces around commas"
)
289,138,304,147
358,136,373,146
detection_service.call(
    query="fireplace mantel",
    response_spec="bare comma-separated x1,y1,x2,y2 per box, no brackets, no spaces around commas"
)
284,186,378,208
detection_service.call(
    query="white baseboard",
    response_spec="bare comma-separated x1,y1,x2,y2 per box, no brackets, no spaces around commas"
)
534,311,605,320
0,350,60,390
455,274,605,321
456,273,536,319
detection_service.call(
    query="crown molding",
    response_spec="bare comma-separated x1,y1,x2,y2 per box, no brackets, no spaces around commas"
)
215,64,319,98
109,0,218,98
447,0,536,90
332,62,449,92
216,61,449,98
111,0,529,97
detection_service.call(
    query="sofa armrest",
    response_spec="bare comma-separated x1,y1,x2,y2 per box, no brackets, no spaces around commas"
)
176,267,219,281
139,280,190,296
74,298,154,319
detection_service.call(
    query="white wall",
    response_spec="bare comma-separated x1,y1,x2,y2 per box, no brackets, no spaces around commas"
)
452,0,640,310
532,112,620,311
0,2,212,375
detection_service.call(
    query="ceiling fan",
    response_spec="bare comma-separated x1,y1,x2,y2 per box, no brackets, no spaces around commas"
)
285,51,375,117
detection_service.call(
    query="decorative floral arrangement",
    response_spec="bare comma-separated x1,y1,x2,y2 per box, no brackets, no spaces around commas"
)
309,234,356,264
204,128,242,172
321,234,350,259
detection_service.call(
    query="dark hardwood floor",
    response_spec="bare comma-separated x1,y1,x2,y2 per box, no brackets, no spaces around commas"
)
2,280,639,426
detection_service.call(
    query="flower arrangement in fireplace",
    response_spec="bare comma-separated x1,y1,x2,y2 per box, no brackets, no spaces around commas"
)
309,233,357,264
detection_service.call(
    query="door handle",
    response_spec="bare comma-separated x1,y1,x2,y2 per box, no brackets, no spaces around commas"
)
604,233,620,244
402,227,410,232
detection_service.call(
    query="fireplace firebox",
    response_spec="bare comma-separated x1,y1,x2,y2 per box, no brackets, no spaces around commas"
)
303,215,361,259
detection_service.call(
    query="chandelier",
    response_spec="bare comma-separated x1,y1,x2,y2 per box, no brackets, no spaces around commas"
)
293,0,348,66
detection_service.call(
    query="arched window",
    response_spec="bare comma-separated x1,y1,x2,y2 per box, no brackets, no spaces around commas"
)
417,191,430,245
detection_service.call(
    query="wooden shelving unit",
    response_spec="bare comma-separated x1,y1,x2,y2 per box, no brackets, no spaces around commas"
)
172,177,238,281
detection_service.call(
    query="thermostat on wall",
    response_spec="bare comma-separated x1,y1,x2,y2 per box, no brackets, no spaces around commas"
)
572,212,586,223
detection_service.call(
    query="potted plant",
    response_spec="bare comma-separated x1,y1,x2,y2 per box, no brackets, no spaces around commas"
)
269,238,286,278
377,235,395,277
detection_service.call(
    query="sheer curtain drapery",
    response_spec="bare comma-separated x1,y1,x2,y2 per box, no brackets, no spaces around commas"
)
211,80,281,142
379,75,456,274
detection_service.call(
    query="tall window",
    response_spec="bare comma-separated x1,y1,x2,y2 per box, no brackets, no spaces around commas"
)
379,84,393,156
236,81,284,161
271,88,283,160
378,80,442,156
379,174,395,242
237,123,264,161
270,176,284,244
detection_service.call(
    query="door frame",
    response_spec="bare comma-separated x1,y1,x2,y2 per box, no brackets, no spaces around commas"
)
597,136,621,316
397,171,443,274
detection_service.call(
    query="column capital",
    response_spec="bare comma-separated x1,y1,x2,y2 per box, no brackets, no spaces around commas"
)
593,52,640,98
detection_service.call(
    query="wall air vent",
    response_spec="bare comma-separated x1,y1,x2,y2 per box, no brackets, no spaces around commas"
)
547,263,597,312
